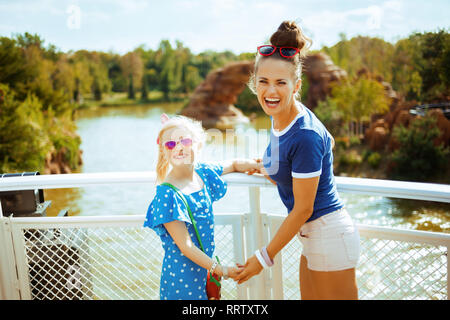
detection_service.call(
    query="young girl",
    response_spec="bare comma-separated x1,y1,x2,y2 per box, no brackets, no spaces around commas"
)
144,114,259,300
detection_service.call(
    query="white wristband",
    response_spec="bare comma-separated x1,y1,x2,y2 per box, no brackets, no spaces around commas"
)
222,266,229,280
255,249,269,269
210,260,219,274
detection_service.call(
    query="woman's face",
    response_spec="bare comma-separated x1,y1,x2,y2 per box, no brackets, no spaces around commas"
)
161,126,199,167
255,58,301,117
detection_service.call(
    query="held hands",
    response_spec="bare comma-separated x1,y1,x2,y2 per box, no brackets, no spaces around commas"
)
217,256,264,284
216,264,244,281
227,265,245,281
234,158,265,175
241,158,274,185
214,262,262,283
234,255,263,284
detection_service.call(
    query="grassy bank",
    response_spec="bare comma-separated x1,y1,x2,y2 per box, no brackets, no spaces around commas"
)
78,91,189,109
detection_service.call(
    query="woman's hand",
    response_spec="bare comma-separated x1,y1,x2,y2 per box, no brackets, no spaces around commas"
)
238,158,264,175
234,255,263,284
226,265,245,280
231,158,263,175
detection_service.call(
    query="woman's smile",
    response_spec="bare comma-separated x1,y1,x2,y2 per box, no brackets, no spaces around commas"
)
264,97,281,109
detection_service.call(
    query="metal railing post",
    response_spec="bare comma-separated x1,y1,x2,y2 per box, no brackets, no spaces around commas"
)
8,218,32,299
0,218,21,299
247,186,268,299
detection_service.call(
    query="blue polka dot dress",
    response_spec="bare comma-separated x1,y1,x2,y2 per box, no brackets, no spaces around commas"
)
143,162,227,300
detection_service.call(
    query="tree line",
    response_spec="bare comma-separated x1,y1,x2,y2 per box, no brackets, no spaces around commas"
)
322,30,450,104
0,33,250,173
0,30,448,175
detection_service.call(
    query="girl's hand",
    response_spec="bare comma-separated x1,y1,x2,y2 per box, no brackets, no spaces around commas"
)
249,158,276,185
234,255,263,284
226,265,245,280
244,158,264,175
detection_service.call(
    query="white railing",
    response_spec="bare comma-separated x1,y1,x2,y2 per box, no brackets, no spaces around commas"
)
0,173,449,300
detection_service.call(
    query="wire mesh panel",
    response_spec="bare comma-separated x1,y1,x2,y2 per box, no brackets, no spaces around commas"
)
4,214,449,300
357,237,448,300
279,236,302,300
274,223,448,300
20,225,163,299
10,215,242,300
214,224,239,300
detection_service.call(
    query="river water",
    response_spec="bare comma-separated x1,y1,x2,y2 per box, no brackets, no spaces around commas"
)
44,103,449,234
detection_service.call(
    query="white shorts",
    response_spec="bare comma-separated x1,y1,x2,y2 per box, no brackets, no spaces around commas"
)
297,208,360,272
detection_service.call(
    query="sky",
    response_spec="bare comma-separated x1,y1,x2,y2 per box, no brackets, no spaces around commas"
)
0,0,449,55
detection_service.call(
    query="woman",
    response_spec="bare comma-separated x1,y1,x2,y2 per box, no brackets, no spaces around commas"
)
235,21,360,300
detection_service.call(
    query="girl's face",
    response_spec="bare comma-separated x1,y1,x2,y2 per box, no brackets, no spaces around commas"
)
255,58,301,117
161,126,199,167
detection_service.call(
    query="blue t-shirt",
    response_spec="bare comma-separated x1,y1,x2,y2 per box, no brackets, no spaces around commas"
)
143,162,227,300
262,101,343,222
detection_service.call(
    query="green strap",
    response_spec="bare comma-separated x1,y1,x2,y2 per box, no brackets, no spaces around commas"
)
161,182,221,286
161,182,205,251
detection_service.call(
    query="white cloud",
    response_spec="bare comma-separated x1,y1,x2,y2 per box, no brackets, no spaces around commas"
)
301,0,406,48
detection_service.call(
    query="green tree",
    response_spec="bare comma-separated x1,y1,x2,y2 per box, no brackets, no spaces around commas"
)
157,40,176,100
0,85,50,172
0,37,29,88
0,34,82,173
391,38,423,100
323,35,394,81
141,74,149,101
182,65,201,93
409,30,450,102
120,51,143,100
330,75,390,137
389,114,450,181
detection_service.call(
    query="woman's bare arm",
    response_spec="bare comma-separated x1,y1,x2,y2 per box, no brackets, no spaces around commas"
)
235,176,320,284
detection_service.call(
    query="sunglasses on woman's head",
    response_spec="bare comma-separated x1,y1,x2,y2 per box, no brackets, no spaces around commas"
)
257,45,299,58
164,138,193,150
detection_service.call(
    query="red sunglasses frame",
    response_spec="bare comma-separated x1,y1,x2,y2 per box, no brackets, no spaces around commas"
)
257,45,299,58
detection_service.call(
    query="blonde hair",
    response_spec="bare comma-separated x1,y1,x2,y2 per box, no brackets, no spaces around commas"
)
156,115,206,183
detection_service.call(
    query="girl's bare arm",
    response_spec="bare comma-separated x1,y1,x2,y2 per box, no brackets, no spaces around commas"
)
164,220,241,277
221,158,263,175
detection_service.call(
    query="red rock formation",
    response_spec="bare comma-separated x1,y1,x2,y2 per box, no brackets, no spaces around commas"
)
364,119,389,151
44,148,83,174
366,100,450,152
303,52,348,109
181,61,254,129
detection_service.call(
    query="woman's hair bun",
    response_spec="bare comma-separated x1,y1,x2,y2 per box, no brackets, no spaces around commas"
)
270,20,312,56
